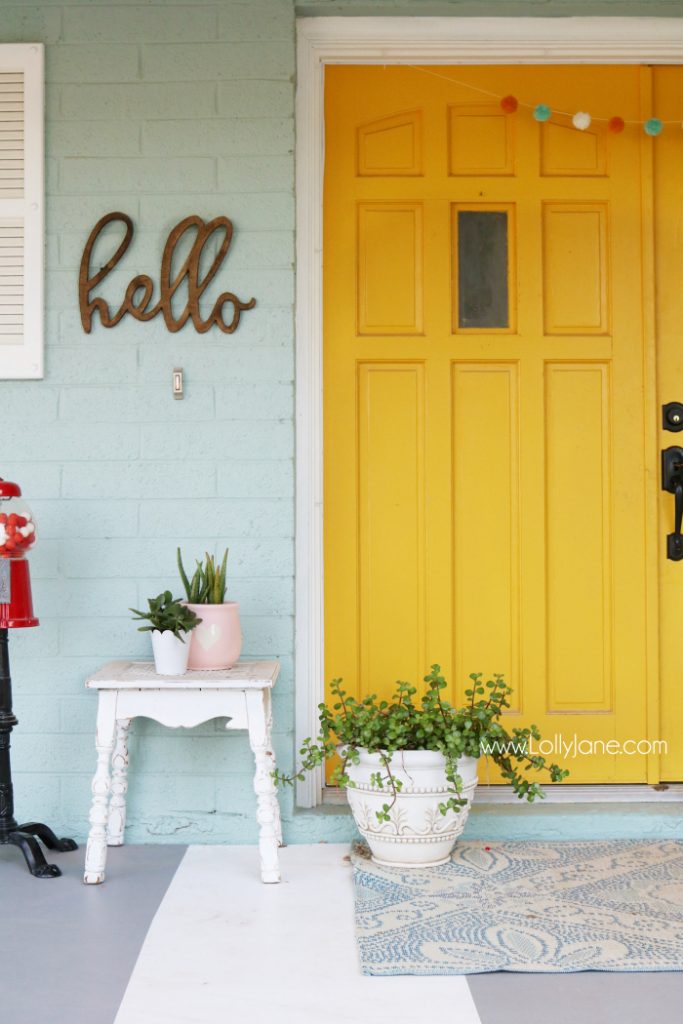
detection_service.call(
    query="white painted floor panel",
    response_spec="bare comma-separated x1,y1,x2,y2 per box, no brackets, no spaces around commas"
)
114,843,482,1024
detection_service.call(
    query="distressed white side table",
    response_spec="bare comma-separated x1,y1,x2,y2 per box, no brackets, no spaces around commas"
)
83,659,282,885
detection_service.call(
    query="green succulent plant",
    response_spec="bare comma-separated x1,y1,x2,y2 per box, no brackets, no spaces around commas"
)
177,548,228,604
274,665,569,823
130,590,201,641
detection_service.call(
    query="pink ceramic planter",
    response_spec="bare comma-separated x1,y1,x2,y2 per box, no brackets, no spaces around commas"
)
185,601,242,670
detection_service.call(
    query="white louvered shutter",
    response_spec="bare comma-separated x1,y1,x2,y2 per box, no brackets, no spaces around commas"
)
0,45,43,379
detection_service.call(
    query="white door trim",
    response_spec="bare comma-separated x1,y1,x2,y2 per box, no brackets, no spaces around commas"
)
294,15,683,808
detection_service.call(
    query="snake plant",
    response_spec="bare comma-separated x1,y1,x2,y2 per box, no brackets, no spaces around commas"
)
177,548,229,604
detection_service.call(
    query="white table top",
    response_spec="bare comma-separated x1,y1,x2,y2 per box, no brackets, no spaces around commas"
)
85,659,280,690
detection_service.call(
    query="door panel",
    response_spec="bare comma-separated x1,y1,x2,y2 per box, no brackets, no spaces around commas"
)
323,65,654,783
542,203,609,334
357,202,423,334
452,363,521,713
544,363,613,713
357,110,423,177
541,121,607,177
448,105,514,176
357,362,426,690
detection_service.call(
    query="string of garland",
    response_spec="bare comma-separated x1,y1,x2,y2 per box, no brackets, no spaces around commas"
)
406,64,674,136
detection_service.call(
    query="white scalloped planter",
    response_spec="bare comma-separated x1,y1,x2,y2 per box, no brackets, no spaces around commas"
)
150,629,190,676
345,749,479,867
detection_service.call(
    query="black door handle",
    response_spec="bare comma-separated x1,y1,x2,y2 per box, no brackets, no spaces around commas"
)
662,446,683,560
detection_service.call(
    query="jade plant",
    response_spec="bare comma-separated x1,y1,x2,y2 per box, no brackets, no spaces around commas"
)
130,591,202,640
274,665,569,822
177,548,228,604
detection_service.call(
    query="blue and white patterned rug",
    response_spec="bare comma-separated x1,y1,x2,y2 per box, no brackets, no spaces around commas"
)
351,839,683,974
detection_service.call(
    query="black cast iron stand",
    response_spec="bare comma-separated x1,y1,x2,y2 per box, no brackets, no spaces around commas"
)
0,628,77,877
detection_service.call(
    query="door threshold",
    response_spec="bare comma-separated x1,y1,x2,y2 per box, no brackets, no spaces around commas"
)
322,784,683,806
475,784,683,804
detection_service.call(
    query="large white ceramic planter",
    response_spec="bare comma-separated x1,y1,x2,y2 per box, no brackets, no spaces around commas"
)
345,749,479,867
185,601,242,670
151,629,190,676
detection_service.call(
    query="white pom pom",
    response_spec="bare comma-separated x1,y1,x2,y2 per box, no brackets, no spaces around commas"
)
572,111,591,131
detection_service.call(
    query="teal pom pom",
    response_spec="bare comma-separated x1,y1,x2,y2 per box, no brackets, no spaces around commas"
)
533,104,552,123
644,118,663,137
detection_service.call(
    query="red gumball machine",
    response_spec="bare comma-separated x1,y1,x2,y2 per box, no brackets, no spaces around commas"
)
0,477,77,877
0,477,39,628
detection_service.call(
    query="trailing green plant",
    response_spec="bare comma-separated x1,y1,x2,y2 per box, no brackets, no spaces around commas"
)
177,548,228,604
130,590,202,641
274,665,569,823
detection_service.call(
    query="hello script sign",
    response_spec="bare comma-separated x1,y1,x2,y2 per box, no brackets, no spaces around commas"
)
79,212,256,334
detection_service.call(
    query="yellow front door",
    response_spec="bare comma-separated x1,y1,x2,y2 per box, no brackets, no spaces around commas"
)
323,65,658,783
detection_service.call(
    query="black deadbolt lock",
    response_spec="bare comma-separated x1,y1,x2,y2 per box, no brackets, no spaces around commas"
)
663,402,683,432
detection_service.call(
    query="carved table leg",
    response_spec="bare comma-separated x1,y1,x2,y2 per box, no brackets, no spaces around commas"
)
107,718,131,847
262,689,283,846
84,691,116,884
246,690,281,883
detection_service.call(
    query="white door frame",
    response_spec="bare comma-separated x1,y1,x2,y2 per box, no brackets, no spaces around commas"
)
295,15,683,808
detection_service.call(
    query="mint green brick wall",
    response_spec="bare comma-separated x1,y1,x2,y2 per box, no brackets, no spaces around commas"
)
3,0,683,849
2,0,308,847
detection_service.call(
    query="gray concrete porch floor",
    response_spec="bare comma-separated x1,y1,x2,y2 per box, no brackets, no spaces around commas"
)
1,842,681,1024
0,843,185,1023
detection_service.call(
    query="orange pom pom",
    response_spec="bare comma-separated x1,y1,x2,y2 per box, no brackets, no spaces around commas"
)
608,116,625,134
500,95,518,114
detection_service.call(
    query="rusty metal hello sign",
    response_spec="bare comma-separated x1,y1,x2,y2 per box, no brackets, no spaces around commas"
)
79,212,256,334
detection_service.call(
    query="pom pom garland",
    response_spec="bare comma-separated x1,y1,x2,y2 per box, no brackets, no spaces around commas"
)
401,63,679,137
533,104,552,123
572,111,592,131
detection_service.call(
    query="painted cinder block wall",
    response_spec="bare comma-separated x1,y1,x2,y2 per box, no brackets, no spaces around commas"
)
1,0,680,848
2,0,305,846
